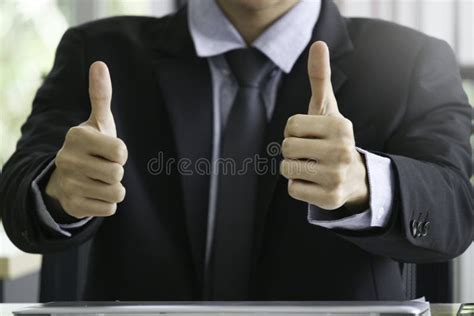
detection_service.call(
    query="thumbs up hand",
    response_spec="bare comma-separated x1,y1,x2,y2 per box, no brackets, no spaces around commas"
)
280,42,369,211
45,62,128,219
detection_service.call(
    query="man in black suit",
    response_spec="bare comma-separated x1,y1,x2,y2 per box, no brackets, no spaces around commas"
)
0,0,472,301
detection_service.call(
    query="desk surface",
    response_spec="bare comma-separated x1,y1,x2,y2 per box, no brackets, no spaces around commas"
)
0,303,464,316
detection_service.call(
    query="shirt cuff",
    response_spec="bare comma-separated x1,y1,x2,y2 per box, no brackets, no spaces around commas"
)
307,148,394,230
31,159,92,237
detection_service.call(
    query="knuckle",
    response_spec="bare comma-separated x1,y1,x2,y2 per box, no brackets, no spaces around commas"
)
109,164,124,183
55,150,68,168
65,126,84,144
335,145,353,164
112,184,126,203
340,151,353,164
56,149,79,170
112,139,128,165
329,169,344,187
343,118,353,131
335,118,353,137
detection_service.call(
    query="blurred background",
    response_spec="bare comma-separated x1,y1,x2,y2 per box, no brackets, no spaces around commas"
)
0,0,473,304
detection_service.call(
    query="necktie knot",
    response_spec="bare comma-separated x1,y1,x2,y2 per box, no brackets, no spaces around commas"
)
225,48,274,88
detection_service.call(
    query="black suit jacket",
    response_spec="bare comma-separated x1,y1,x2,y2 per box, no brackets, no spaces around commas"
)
1,0,473,301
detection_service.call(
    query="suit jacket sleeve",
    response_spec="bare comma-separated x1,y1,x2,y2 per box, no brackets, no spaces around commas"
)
333,37,474,263
0,27,103,254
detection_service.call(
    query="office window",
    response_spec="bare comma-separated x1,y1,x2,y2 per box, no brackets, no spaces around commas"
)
0,0,69,166
0,0,176,167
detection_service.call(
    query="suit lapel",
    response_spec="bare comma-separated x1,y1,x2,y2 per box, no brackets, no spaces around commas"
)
147,7,213,289
252,0,353,277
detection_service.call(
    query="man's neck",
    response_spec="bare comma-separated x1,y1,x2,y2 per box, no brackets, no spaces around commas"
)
216,0,299,45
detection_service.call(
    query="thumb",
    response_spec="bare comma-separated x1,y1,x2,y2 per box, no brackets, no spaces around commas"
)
307,41,340,116
87,61,116,136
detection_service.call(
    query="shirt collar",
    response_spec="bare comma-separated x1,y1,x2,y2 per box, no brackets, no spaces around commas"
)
188,0,321,73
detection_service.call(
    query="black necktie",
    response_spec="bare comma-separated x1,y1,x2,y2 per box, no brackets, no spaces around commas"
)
207,48,275,299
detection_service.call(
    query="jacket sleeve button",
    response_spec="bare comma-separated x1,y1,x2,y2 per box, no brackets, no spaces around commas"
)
410,220,419,238
421,221,430,237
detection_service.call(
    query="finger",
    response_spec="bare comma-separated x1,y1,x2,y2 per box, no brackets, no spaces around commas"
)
307,41,340,116
72,177,126,203
87,61,116,136
71,126,128,165
285,114,352,139
287,179,323,205
287,179,341,210
65,197,117,218
281,159,344,188
280,159,320,183
75,154,125,184
282,137,354,165
282,137,330,161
